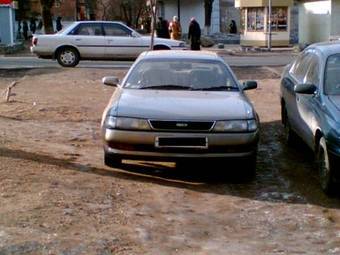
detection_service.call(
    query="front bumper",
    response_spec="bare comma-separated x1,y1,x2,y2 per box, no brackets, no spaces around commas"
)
103,129,259,160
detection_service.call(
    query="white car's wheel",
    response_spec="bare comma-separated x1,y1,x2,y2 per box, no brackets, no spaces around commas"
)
56,47,80,67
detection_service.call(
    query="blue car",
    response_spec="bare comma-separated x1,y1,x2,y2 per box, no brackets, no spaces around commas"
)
280,41,340,195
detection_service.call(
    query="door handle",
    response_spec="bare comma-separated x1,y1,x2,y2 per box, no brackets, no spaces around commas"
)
75,38,81,41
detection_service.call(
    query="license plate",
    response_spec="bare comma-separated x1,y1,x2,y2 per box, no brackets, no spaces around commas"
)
155,137,208,148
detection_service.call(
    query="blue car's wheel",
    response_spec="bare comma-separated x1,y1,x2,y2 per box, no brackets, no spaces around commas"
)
318,137,337,195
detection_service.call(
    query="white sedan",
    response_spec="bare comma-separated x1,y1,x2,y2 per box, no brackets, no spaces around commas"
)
30,21,186,67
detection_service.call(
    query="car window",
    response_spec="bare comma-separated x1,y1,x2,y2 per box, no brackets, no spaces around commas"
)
290,53,313,82
124,59,238,91
103,23,131,37
304,54,320,86
70,23,103,36
325,54,340,95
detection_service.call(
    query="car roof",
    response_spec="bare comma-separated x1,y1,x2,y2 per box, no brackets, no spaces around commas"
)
140,50,221,61
307,41,340,57
73,20,125,25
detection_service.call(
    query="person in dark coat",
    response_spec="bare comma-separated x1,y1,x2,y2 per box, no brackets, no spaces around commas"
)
56,16,63,32
156,17,170,39
29,18,36,35
22,20,28,40
188,17,201,51
229,20,237,34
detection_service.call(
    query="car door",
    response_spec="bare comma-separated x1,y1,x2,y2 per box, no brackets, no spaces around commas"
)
67,23,105,58
103,23,144,58
296,52,321,148
283,52,313,136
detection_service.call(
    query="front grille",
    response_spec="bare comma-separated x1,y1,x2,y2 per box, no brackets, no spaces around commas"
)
149,120,214,132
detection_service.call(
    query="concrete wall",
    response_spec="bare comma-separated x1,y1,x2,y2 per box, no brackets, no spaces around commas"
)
298,1,331,44
331,0,340,37
0,6,15,45
220,0,240,33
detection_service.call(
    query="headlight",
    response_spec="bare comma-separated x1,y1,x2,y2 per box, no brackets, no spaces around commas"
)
106,116,151,131
213,119,258,132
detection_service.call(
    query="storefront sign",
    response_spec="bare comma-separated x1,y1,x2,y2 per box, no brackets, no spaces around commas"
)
236,0,293,7
0,0,12,4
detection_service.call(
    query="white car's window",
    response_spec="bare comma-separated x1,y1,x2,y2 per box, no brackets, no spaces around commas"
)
325,54,340,95
103,24,131,37
124,59,238,91
69,23,103,36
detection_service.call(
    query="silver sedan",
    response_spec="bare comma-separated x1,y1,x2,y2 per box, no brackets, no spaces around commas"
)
101,50,260,174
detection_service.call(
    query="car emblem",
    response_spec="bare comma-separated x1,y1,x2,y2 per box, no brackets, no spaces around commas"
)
176,123,188,127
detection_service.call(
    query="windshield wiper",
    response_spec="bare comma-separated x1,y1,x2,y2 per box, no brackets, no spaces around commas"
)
192,86,239,91
140,85,192,90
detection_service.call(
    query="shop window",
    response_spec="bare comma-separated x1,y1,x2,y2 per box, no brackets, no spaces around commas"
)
247,7,265,31
270,7,288,31
240,8,245,33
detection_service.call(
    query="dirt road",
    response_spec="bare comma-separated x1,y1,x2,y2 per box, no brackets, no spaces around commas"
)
0,67,340,255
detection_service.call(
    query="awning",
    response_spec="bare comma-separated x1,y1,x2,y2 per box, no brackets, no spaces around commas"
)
235,0,294,7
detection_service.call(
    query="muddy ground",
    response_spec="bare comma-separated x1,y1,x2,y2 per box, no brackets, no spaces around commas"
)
0,66,340,255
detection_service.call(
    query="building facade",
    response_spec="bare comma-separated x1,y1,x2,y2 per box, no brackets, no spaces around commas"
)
0,1,16,45
235,0,295,47
158,0,221,34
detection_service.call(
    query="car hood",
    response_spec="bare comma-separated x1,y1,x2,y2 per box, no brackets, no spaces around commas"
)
113,89,254,120
141,36,184,46
328,95,340,113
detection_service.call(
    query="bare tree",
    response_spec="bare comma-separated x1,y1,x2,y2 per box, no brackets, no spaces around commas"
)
204,0,214,34
40,0,55,34
97,0,147,28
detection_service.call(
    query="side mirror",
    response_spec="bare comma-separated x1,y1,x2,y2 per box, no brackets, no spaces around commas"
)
243,80,258,91
131,32,139,38
294,83,317,94
102,76,119,87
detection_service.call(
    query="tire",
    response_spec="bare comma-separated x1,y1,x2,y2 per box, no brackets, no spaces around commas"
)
56,47,80,67
317,137,337,195
283,107,298,146
104,153,121,168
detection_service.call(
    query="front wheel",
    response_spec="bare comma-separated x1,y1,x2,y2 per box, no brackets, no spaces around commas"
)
56,47,80,67
318,137,337,195
283,107,298,146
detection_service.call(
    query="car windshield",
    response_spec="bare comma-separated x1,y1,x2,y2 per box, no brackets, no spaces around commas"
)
325,54,340,95
124,59,239,91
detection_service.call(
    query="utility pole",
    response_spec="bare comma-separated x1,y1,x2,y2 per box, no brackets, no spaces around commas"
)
148,0,157,50
267,0,272,51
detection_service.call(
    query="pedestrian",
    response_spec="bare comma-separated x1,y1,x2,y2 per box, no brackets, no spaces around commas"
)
156,17,170,39
30,17,36,35
56,16,63,32
37,19,43,34
22,20,28,40
169,16,182,40
17,20,22,39
188,17,201,51
229,20,237,34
